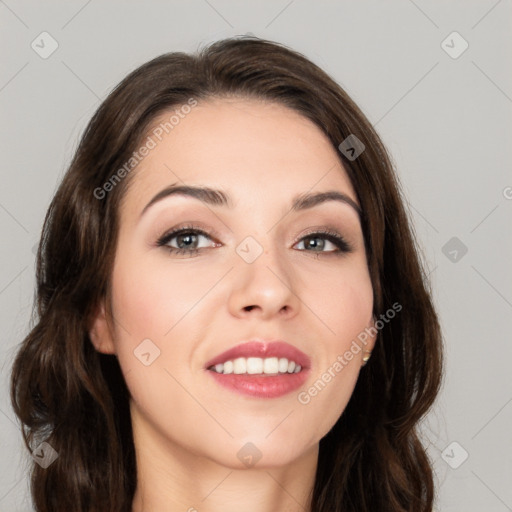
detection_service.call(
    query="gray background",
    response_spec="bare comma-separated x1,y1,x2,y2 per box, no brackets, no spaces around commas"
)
1,1,511,510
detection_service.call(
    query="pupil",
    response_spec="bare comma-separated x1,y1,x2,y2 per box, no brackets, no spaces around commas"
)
307,236,323,250
178,233,196,249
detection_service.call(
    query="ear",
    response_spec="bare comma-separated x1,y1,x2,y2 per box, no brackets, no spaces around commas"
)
365,315,379,352
88,300,116,355
360,315,379,367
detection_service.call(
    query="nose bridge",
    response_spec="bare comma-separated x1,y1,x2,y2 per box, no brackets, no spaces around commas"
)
227,232,299,318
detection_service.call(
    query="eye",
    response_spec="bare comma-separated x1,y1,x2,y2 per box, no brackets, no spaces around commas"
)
293,229,352,255
156,224,219,257
155,225,353,258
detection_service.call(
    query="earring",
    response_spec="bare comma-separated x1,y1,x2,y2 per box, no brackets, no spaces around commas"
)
361,350,372,366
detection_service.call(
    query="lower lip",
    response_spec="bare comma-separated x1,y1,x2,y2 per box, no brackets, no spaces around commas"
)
207,369,310,398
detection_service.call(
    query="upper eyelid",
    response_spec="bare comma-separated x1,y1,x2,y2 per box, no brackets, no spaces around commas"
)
156,225,217,244
158,224,346,238
157,224,352,249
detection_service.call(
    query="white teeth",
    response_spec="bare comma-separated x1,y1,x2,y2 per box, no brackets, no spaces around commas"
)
210,357,303,375
263,357,279,374
246,357,263,374
233,357,247,374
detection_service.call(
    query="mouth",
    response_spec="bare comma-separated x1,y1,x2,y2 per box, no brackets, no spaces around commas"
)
204,340,311,398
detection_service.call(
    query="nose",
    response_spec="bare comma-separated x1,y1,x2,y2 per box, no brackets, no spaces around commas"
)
227,243,301,320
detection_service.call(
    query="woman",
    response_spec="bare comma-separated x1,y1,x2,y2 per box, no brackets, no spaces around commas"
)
11,36,443,512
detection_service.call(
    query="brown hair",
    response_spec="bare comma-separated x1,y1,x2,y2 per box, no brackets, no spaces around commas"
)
10,36,443,511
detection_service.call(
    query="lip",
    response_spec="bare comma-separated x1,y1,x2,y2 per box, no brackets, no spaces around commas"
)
204,340,311,399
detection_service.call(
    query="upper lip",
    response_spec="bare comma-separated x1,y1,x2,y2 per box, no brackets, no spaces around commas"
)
204,340,311,370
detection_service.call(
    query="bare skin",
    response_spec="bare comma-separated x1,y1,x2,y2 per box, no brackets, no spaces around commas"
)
89,98,377,512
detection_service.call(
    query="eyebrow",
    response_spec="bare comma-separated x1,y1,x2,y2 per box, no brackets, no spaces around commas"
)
140,183,362,218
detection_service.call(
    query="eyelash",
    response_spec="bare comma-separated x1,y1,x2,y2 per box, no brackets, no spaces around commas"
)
156,223,353,258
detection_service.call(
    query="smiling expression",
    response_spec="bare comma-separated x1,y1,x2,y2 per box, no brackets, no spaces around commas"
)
89,97,377,469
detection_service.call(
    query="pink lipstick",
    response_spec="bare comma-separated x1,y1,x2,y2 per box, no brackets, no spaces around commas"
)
204,340,311,399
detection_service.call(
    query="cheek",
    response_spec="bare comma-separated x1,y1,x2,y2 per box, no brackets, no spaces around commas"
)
108,252,224,401
309,260,374,349
110,251,219,339
296,264,373,434
108,257,205,440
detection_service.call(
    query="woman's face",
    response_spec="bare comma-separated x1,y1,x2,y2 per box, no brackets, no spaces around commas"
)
90,98,377,469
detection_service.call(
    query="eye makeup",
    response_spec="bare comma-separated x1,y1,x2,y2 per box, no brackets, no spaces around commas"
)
155,222,353,258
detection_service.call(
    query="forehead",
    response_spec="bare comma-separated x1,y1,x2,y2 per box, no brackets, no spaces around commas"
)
121,98,357,215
